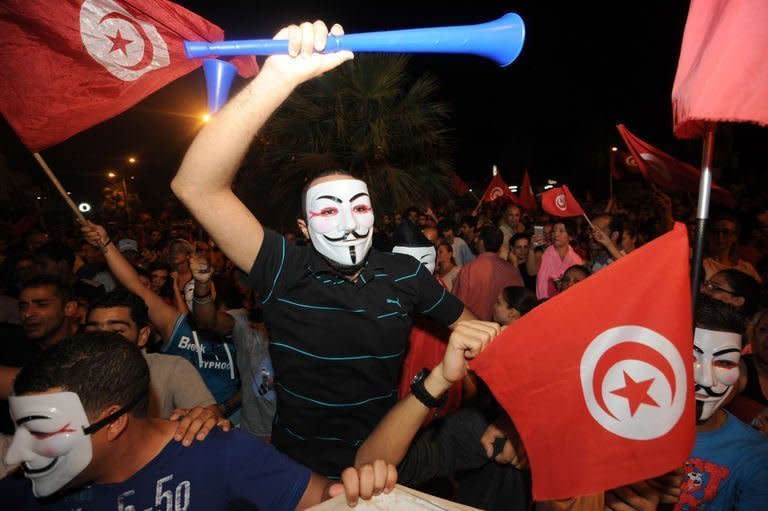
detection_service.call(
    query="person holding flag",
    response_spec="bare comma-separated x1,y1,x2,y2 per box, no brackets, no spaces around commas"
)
172,20,476,478
529,219,584,300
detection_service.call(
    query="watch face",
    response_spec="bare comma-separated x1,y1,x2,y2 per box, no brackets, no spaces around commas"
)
412,369,429,384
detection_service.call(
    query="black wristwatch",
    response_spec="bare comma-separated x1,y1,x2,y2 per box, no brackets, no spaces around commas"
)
410,368,447,409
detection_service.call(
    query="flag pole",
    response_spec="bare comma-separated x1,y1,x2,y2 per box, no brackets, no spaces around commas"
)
690,127,715,309
32,153,87,226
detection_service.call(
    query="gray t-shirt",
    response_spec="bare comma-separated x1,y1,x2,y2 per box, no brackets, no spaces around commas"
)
144,352,216,419
227,309,276,438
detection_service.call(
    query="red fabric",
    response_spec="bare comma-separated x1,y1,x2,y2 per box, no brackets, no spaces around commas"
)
470,223,695,500
617,124,736,208
672,0,768,139
519,169,537,212
0,0,256,152
397,317,462,427
609,151,641,180
540,185,584,218
451,172,470,198
480,174,518,204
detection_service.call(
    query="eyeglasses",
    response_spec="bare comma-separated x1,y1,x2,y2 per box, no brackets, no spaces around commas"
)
702,280,736,295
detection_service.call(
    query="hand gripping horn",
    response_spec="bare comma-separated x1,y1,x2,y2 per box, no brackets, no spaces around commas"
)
188,13,525,113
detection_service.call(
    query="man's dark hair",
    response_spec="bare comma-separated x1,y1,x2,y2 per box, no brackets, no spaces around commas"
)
695,293,745,336
715,269,761,317
479,225,504,253
14,332,149,418
460,216,476,229
510,232,530,245
89,290,150,329
20,274,74,304
437,219,456,235
35,242,75,269
500,286,538,316
300,169,355,217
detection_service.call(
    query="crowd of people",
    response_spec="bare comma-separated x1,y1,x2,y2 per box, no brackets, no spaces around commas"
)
0,20,767,511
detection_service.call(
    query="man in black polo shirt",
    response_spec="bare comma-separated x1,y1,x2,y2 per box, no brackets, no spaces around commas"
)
172,20,475,477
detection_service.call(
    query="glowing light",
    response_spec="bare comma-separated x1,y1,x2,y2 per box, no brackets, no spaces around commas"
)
78,203,92,213
544,185,554,190
201,113,211,123
128,156,137,164
107,171,117,178
611,146,619,152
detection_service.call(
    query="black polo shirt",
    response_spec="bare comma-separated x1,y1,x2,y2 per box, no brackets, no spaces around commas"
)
247,229,463,477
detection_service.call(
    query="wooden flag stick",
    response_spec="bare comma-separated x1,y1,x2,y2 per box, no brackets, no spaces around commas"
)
32,152,87,226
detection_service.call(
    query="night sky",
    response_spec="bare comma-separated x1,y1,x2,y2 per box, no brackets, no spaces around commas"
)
1,1,765,214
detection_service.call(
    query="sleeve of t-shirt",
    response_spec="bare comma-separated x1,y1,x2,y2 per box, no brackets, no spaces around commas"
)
225,430,312,511
169,357,216,410
246,228,288,304
412,264,464,326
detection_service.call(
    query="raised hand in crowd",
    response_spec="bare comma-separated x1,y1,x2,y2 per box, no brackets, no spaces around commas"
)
355,320,500,468
591,224,624,261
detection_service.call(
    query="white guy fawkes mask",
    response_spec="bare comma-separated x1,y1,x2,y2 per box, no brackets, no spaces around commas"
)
693,327,742,421
5,392,93,497
392,245,437,275
305,178,374,267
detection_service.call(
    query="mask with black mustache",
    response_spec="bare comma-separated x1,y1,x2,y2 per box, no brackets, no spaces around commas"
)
305,178,374,267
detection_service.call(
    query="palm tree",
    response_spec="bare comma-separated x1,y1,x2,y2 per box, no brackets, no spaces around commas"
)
237,55,455,231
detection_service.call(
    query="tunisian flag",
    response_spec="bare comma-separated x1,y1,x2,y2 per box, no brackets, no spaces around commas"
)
471,223,694,500
518,169,537,212
609,151,641,180
672,0,768,139
540,185,584,218
0,0,257,151
480,174,518,203
617,125,736,208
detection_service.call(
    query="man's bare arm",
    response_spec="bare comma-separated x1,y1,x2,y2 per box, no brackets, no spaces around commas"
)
171,21,353,273
355,321,498,468
81,222,179,341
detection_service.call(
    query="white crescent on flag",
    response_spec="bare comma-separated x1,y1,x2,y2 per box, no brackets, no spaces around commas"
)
80,0,170,81
489,187,505,200
580,325,687,441
555,194,567,212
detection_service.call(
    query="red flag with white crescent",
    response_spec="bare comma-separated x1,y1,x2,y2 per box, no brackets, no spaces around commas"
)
540,185,584,217
480,174,518,204
470,223,694,500
0,0,257,151
617,124,736,208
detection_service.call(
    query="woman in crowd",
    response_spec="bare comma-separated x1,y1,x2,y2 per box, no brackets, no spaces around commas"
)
436,240,461,292
529,220,584,299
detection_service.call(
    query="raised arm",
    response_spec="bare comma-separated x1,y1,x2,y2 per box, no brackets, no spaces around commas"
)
171,21,354,273
355,320,499,468
81,222,179,340
189,253,234,335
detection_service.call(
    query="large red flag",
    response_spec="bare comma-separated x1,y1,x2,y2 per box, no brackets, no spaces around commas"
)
672,0,768,139
479,174,518,203
617,125,736,208
540,185,584,217
519,169,537,212
609,151,641,180
471,223,694,500
0,0,257,152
